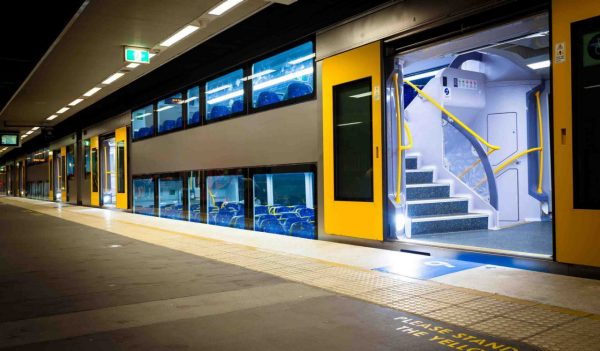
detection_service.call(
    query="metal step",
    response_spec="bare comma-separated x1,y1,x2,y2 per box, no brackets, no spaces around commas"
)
409,213,488,236
406,183,450,200
406,198,469,216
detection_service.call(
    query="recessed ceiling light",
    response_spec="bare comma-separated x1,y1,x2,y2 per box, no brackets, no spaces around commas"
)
126,63,140,69
160,25,199,47
209,0,244,16
56,107,70,114
83,87,102,97
102,72,125,85
46,115,58,120
68,98,84,106
32,127,40,131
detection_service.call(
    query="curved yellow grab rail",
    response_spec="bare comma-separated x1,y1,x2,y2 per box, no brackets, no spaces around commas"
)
535,91,544,194
403,79,500,151
474,147,542,189
393,73,414,204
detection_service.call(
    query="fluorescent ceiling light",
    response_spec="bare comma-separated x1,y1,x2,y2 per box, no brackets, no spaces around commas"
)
149,53,156,59
206,90,243,105
156,105,174,112
349,92,371,99
244,69,275,81
102,72,125,85
160,25,199,47
133,112,152,120
84,87,102,97
209,0,244,15
32,127,40,131
205,85,232,95
68,98,84,106
126,63,140,69
404,69,443,82
46,115,58,121
288,53,316,65
183,96,199,103
527,60,551,70
337,122,363,127
20,135,27,139
253,67,313,91
56,107,70,114
25,131,33,135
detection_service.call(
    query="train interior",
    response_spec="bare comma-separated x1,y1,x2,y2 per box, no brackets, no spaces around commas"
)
101,137,117,208
387,14,553,256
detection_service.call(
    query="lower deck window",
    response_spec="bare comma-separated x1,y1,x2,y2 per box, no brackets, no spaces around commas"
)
207,174,245,228
133,177,155,216
159,176,185,220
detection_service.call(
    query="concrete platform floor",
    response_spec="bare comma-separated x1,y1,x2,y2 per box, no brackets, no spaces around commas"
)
0,197,599,350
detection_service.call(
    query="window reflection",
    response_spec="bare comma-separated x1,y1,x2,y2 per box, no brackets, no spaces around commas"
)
157,94,183,134
159,176,185,220
251,42,314,108
253,172,315,239
206,174,245,228
188,171,202,222
132,105,154,140
187,86,201,125
133,177,154,216
206,69,244,121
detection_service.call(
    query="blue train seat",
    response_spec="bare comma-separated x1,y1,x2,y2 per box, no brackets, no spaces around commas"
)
290,221,315,239
298,208,314,218
210,105,230,119
285,82,312,99
189,111,200,124
159,120,176,133
175,117,183,128
256,91,280,107
261,219,286,235
216,211,235,226
283,217,302,232
254,205,268,215
230,216,245,229
231,100,243,113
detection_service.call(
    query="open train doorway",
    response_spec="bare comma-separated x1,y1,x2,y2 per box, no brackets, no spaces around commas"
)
100,135,117,208
385,13,553,257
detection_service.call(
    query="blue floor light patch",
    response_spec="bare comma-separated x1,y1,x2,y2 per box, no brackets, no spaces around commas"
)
375,257,483,279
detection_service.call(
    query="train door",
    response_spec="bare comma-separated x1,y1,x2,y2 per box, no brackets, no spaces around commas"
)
322,42,384,240
385,14,553,256
552,1,600,267
100,134,116,208
90,136,100,206
114,127,128,209
48,151,53,200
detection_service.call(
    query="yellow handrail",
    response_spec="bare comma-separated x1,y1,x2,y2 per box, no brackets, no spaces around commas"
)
393,73,414,204
535,91,544,194
403,80,500,151
474,147,542,189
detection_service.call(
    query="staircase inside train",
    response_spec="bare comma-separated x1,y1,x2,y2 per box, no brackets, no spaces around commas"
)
385,14,553,257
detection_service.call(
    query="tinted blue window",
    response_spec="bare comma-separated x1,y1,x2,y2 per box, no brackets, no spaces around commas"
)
206,175,244,228
251,42,314,108
133,178,155,216
188,171,201,223
157,94,183,134
159,176,185,220
205,69,244,121
132,105,154,140
187,86,200,125
253,172,315,239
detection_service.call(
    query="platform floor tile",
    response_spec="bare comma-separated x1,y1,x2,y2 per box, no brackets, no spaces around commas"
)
423,306,495,326
386,296,451,315
468,316,550,340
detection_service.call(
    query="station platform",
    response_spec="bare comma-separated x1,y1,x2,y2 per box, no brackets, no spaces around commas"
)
0,197,599,350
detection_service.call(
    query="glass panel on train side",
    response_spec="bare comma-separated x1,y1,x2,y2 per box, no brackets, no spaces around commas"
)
188,171,201,222
84,140,90,179
205,69,244,121
187,86,201,126
158,175,185,220
132,105,154,140
117,141,125,193
157,94,183,134
251,42,314,109
253,172,315,239
133,177,155,216
206,174,244,228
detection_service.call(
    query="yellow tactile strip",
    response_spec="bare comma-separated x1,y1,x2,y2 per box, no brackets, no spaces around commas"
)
178,242,600,351
3,199,600,351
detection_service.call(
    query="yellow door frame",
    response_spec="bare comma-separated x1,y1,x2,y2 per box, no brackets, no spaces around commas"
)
48,152,53,201
90,136,100,207
322,41,383,241
60,146,67,203
115,127,128,209
552,0,600,267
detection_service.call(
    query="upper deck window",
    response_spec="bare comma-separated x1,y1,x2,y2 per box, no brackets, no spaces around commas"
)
157,94,183,134
251,42,314,109
132,105,154,140
205,69,245,121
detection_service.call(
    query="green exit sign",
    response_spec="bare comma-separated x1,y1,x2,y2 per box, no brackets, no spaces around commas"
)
124,47,150,64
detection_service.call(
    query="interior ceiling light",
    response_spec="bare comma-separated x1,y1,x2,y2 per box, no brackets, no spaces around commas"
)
288,53,316,65
46,115,58,121
25,131,33,135
209,0,244,15
102,72,125,85
160,25,199,47
68,98,84,106
126,63,140,69
83,87,102,97
404,69,443,82
56,107,70,114
527,60,551,70
349,92,372,99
